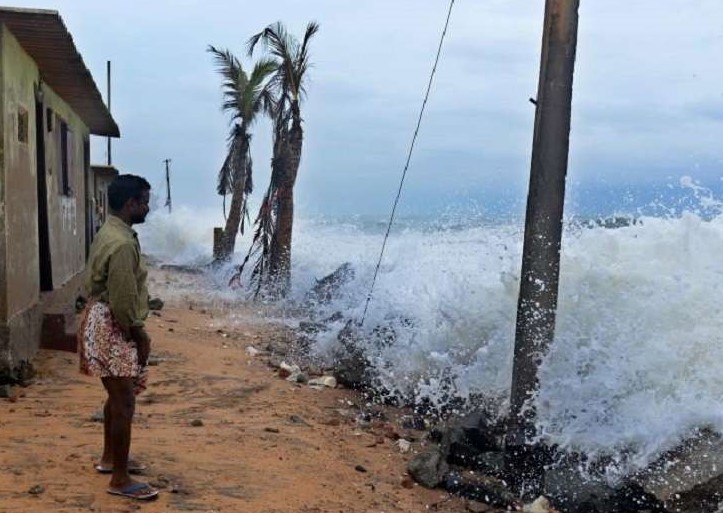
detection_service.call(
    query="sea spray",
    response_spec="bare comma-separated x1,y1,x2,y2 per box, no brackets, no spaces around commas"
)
136,183,723,476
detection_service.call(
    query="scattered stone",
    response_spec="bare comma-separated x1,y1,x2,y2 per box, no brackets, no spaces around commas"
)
355,465,368,473
444,472,519,508
150,476,170,489
401,476,415,489
246,346,262,357
408,449,449,489
278,362,308,383
288,415,310,426
397,439,412,453
264,427,280,434
524,496,558,513
466,501,494,513
148,297,164,311
28,484,45,495
190,419,204,427
308,376,337,388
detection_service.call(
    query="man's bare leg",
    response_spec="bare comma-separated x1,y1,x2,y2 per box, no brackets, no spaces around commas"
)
101,377,135,489
99,398,113,468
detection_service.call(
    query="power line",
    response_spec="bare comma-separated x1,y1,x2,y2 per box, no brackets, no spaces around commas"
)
359,0,456,326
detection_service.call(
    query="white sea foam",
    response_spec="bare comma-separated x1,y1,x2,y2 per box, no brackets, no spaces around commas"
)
136,184,723,476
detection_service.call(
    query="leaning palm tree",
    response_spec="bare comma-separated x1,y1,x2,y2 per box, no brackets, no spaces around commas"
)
208,45,276,260
243,21,319,295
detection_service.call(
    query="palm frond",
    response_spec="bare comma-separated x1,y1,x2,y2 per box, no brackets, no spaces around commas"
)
228,186,277,297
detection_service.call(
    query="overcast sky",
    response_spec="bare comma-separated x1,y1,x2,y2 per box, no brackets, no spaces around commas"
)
11,0,723,217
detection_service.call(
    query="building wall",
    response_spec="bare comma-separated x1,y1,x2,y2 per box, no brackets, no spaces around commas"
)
0,24,41,372
0,25,91,376
42,83,90,287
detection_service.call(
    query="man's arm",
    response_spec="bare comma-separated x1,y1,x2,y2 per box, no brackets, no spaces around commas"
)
107,243,151,365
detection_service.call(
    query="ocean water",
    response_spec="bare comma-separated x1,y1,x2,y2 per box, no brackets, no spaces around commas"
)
137,178,723,478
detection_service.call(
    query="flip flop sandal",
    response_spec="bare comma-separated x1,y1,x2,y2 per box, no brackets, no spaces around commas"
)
107,482,159,501
95,460,148,474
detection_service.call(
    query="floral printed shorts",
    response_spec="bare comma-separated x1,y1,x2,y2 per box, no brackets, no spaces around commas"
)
78,301,148,395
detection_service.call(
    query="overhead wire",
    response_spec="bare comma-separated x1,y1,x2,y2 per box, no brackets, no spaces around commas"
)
359,0,456,326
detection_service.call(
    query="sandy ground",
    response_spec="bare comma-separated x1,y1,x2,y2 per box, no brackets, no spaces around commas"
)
0,269,493,513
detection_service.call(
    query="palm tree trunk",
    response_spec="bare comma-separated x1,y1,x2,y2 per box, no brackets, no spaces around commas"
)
218,139,249,260
269,114,303,295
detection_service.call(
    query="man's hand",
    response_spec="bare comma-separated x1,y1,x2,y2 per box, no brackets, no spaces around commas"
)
130,326,151,367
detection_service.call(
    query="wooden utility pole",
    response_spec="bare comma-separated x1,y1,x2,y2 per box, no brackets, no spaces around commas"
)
163,158,172,213
505,0,580,494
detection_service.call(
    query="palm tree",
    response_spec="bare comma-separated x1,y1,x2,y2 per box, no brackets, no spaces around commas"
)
208,45,276,260
245,21,319,295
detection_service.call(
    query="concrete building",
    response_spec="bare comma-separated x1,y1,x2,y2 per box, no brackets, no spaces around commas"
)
0,8,119,381
90,164,119,234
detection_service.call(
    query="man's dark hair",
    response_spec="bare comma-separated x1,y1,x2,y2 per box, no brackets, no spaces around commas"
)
108,174,151,211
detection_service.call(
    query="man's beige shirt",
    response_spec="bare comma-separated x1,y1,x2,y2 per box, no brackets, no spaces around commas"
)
85,215,149,332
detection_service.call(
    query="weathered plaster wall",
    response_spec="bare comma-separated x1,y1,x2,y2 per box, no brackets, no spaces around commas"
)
42,70,90,288
2,26,40,320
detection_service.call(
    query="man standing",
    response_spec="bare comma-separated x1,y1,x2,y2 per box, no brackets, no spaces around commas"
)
79,174,158,501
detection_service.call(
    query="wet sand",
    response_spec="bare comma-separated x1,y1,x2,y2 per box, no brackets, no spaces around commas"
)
0,269,490,513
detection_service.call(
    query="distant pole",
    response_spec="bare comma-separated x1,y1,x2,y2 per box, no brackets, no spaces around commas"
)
505,0,580,494
107,60,111,166
163,158,172,213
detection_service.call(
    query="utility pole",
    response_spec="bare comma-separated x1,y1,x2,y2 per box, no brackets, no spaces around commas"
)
163,158,172,213
107,60,112,165
505,0,580,495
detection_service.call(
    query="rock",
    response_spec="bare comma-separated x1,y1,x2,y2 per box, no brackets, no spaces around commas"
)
190,419,204,427
28,484,45,495
304,263,355,306
397,439,412,453
668,474,723,513
401,476,415,489
245,346,262,357
466,501,494,513
0,384,12,398
308,376,337,388
264,427,280,434
524,496,559,513
288,415,310,426
331,320,370,389
444,472,518,508
278,362,308,383
440,411,505,472
408,449,449,489
631,429,723,505
400,414,427,431
543,465,615,513
150,476,171,489
354,465,368,473
148,297,164,311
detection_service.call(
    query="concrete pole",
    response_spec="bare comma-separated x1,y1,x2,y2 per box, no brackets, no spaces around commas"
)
505,0,580,494
163,159,172,213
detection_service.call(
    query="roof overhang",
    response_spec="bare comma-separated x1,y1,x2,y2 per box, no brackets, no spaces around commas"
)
0,7,119,137
91,164,120,178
